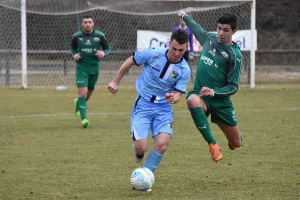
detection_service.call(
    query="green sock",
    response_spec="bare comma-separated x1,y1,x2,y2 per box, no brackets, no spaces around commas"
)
78,97,87,119
189,107,216,144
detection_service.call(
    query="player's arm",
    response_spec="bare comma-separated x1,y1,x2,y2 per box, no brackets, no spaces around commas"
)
206,57,242,97
100,34,111,56
70,36,81,61
108,56,135,95
166,66,191,104
165,91,182,104
178,10,209,45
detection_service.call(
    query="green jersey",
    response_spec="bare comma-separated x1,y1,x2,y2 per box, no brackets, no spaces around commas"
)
70,29,111,68
183,15,242,97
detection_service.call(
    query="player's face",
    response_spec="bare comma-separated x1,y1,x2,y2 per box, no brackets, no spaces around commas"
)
81,18,94,34
217,23,237,45
167,39,188,63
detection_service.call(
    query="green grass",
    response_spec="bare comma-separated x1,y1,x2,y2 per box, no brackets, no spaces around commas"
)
0,84,300,199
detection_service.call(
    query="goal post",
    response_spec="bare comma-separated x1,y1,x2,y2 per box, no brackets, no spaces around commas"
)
0,0,256,88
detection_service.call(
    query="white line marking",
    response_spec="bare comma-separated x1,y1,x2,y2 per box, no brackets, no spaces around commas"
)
1,107,300,118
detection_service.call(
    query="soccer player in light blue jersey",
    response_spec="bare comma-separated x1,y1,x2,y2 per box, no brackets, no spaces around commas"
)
108,29,191,174
178,10,243,163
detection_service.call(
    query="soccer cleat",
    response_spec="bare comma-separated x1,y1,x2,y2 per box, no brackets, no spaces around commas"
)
81,119,89,128
74,98,80,117
134,153,144,163
132,144,144,163
209,143,222,162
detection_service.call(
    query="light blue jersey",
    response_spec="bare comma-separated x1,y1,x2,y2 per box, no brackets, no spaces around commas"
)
130,46,191,140
132,47,190,103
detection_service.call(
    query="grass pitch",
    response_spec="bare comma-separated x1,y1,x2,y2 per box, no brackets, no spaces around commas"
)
0,84,300,199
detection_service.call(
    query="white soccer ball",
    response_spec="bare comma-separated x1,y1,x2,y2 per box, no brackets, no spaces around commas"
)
130,167,155,191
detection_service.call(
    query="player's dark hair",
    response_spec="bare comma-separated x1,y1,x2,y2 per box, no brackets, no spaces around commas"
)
82,15,94,21
170,29,188,45
217,13,237,30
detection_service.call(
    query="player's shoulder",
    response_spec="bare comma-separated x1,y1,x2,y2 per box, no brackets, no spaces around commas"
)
72,30,84,37
231,43,243,57
94,30,106,37
179,60,191,71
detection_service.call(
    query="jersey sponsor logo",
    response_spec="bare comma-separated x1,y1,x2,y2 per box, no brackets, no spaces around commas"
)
200,55,214,66
151,64,160,72
208,48,216,56
81,48,93,53
221,51,229,58
86,39,91,45
94,37,99,41
171,71,179,80
152,67,160,72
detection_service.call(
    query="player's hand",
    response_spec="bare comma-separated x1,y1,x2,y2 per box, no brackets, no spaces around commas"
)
199,87,214,97
74,53,81,61
95,50,105,58
165,93,176,104
177,10,186,18
108,81,119,95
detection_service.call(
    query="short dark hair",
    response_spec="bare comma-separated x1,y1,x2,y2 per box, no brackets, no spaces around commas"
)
217,13,237,30
82,15,93,21
170,29,189,45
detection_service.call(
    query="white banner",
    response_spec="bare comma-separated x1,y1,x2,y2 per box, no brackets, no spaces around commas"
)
137,30,256,51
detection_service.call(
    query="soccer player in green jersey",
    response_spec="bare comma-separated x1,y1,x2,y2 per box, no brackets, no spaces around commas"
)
71,15,111,128
177,10,243,162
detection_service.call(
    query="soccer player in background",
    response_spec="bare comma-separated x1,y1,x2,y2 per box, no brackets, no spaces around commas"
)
172,17,194,62
107,29,191,176
177,10,243,162
71,15,111,128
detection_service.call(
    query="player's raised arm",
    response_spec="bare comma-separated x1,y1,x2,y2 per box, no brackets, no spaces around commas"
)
177,10,209,45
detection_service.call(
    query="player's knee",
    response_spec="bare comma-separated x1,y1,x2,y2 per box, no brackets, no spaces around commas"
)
231,138,242,148
134,144,147,155
187,95,202,108
154,143,169,154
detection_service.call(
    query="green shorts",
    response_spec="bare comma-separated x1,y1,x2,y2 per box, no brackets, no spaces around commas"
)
187,90,238,126
76,66,99,91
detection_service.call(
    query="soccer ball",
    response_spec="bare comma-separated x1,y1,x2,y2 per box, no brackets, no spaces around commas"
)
130,167,155,191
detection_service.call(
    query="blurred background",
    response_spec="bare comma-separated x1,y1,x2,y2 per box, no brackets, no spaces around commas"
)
0,0,299,87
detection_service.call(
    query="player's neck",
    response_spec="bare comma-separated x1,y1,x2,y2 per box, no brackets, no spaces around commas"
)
83,29,94,34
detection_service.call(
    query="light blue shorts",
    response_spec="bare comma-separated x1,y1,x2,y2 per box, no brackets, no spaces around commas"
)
131,95,174,141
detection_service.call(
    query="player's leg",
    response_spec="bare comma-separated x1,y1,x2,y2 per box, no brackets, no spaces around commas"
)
211,100,242,150
76,69,89,127
86,71,98,101
131,96,151,163
143,104,173,172
74,98,80,117
218,124,242,150
186,91,222,162
77,87,89,128
143,132,171,173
